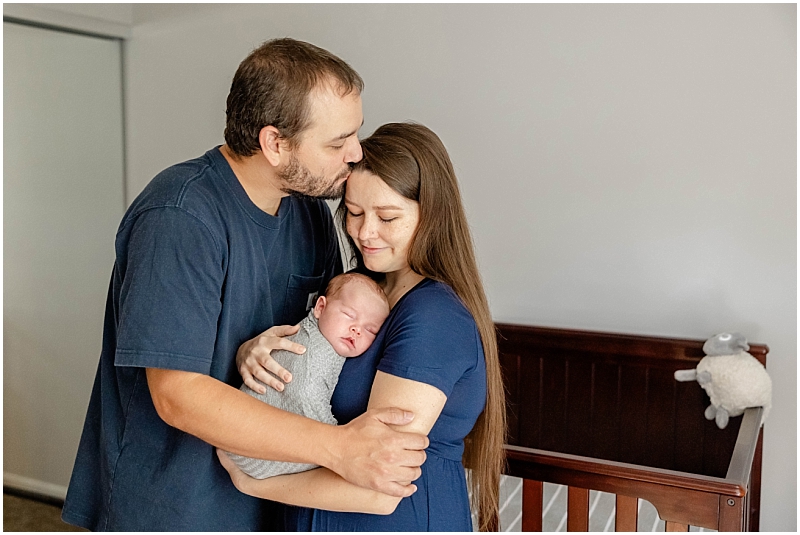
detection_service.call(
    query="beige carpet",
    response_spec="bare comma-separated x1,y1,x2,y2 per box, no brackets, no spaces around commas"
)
3,493,86,532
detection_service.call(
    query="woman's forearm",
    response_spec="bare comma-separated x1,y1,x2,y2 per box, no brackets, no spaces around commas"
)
236,466,403,514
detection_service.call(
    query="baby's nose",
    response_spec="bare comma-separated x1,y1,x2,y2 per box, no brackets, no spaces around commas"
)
351,326,361,336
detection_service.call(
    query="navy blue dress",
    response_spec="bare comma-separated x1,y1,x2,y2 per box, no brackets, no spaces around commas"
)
287,278,487,531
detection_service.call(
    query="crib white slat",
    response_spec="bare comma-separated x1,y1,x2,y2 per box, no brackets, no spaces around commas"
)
604,512,616,532
499,479,522,516
589,490,602,517
589,491,616,532
651,509,661,532
506,510,522,532
542,483,562,518
556,510,568,532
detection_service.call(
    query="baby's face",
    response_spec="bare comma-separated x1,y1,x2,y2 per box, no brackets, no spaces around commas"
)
313,282,390,357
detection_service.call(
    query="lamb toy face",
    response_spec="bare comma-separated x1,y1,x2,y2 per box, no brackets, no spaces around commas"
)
702,332,749,356
674,333,771,429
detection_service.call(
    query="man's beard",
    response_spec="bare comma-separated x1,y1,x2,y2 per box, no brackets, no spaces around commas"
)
279,155,348,201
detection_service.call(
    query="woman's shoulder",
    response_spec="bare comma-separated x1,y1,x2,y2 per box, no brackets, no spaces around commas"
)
379,279,484,388
393,279,476,331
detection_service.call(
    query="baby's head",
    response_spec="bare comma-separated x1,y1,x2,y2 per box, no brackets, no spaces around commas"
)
313,273,390,357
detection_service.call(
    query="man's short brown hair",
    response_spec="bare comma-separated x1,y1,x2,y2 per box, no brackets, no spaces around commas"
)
224,38,364,157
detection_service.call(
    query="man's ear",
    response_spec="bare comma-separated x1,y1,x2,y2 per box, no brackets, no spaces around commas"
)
258,126,288,167
312,296,327,319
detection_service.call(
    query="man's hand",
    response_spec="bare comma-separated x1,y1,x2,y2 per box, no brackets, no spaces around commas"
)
236,324,306,393
327,407,429,498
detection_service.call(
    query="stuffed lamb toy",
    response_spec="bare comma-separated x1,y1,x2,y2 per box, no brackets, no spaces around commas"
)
674,333,771,429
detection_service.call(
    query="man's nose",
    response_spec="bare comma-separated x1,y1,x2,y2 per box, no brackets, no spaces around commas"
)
345,137,363,165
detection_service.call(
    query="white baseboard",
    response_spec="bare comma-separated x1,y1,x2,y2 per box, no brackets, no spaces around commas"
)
3,473,68,501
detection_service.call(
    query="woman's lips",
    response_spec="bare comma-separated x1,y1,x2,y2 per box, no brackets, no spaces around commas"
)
361,245,384,255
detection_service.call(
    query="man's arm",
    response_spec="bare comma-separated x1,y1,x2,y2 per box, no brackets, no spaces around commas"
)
214,371,447,513
146,367,428,497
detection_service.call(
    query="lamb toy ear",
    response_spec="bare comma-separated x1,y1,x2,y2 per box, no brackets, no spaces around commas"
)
703,332,750,356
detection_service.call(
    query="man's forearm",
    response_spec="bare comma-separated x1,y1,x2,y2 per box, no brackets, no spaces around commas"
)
147,368,428,498
147,368,339,466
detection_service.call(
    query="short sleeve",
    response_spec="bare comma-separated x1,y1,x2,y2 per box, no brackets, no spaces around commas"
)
377,284,481,398
114,207,224,374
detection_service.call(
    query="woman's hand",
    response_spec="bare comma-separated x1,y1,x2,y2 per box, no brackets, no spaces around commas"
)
236,324,307,394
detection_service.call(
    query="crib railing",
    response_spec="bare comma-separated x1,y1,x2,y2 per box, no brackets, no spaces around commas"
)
504,406,764,531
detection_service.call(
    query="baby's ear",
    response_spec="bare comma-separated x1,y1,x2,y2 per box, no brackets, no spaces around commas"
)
313,296,327,319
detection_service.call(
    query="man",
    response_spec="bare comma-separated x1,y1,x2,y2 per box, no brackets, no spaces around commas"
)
62,38,427,531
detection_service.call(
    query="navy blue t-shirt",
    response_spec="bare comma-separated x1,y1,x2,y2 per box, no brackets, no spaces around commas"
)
62,147,341,531
287,278,487,531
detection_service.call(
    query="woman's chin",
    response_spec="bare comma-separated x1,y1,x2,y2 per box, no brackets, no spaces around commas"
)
362,259,383,273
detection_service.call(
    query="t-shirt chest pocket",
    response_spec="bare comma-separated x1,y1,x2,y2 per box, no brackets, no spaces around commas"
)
283,273,324,325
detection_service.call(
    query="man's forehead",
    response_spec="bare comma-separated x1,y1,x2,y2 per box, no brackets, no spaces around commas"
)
303,84,363,138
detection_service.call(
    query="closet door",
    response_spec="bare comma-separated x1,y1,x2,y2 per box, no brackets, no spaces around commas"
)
4,21,124,494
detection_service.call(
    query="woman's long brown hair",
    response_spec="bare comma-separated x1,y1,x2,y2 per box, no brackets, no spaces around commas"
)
337,122,506,531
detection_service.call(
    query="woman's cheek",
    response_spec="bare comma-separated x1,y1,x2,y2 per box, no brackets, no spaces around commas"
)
345,218,358,241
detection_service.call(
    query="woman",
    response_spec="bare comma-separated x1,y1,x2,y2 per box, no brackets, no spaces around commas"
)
221,122,505,531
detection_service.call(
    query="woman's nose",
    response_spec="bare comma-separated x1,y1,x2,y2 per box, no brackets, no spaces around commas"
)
358,216,378,240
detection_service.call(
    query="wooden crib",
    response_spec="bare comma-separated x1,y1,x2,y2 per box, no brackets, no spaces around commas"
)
498,323,766,532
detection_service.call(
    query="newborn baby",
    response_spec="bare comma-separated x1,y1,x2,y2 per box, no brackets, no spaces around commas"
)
227,272,390,479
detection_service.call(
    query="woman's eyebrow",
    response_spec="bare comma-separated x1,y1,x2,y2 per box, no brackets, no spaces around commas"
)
344,200,403,210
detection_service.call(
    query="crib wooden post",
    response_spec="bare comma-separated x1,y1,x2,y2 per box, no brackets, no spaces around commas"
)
665,521,689,531
566,486,589,531
615,494,638,531
747,429,764,531
521,479,543,531
718,495,745,531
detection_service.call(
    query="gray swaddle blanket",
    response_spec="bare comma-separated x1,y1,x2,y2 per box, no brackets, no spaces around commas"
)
226,310,346,479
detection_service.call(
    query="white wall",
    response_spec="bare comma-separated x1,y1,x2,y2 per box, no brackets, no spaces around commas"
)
125,5,795,530
4,19,125,495
3,3,131,38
